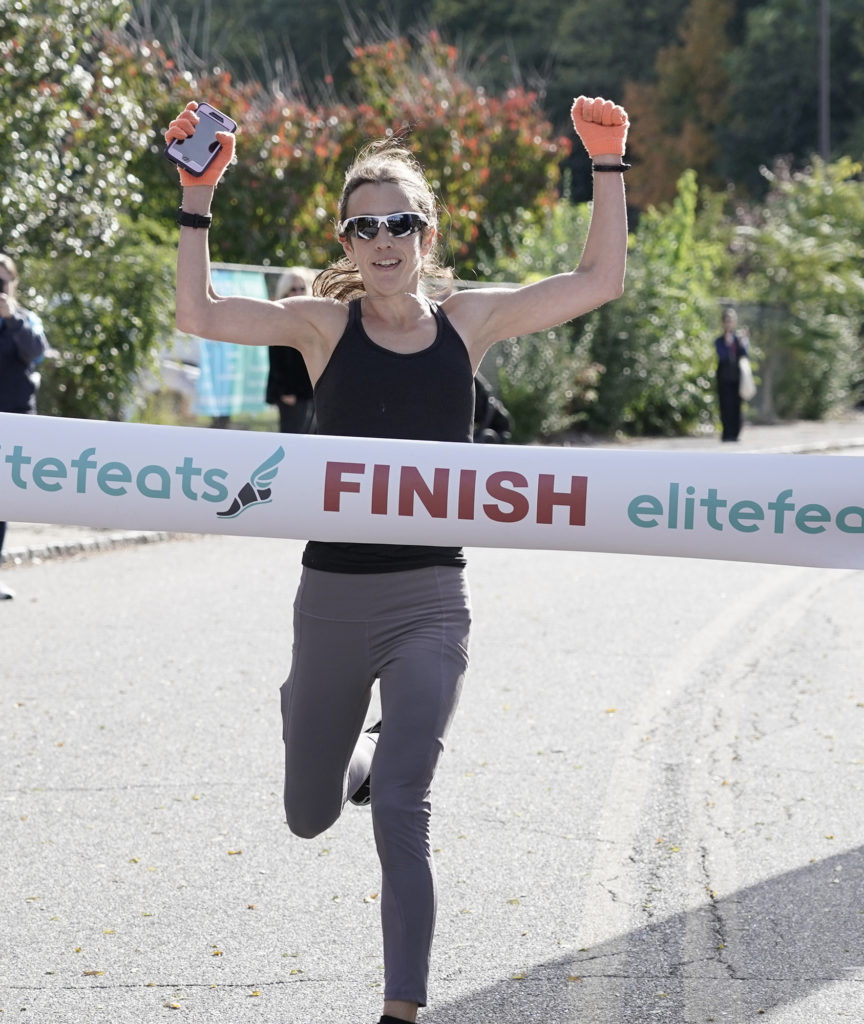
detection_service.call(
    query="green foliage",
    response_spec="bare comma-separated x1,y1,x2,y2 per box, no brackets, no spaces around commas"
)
731,156,864,419
584,171,724,435
488,330,600,443
0,0,178,421
31,216,177,420
542,0,691,128
485,158,864,440
721,0,864,191
480,197,599,441
0,0,147,255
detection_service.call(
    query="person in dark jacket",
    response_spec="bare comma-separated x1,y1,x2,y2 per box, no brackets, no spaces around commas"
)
266,269,315,433
0,253,48,600
714,306,750,442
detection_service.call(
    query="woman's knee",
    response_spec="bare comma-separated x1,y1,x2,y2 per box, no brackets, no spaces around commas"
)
284,796,339,840
283,767,344,839
285,815,325,841
371,785,431,859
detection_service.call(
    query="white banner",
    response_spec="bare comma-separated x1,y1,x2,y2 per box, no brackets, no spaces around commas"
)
1,413,862,569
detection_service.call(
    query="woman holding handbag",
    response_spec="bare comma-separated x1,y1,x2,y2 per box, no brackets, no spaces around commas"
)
714,305,753,442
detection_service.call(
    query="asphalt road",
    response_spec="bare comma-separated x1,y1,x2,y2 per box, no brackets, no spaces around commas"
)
3,534,863,1023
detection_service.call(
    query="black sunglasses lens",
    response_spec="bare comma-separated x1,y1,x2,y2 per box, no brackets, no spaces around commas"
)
353,217,381,239
386,214,418,237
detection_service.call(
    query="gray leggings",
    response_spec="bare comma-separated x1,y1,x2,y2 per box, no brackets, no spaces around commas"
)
280,565,471,1006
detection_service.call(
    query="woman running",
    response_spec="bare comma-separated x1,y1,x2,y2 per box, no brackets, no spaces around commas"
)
165,93,630,1023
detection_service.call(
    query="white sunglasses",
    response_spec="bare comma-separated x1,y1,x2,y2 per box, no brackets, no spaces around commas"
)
339,211,429,240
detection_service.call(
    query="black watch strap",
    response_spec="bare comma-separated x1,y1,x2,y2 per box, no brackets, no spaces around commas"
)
177,209,212,229
592,162,632,172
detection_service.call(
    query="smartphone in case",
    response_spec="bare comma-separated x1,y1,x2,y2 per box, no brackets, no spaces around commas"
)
164,102,238,177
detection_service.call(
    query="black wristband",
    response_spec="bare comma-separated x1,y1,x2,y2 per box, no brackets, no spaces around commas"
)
177,209,212,229
592,162,632,172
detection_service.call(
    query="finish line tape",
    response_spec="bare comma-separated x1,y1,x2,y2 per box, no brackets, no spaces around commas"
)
1,413,862,570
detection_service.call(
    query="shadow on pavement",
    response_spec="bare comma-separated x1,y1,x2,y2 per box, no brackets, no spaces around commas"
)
427,845,864,1023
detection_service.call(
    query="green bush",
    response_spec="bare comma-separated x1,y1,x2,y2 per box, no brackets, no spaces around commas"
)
585,171,724,436
31,217,176,421
478,197,601,441
481,172,727,440
732,157,864,421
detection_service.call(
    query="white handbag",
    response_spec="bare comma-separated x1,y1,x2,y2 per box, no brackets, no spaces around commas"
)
739,356,756,401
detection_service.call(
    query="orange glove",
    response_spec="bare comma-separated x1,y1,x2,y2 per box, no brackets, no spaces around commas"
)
570,96,629,158
164,102,236,188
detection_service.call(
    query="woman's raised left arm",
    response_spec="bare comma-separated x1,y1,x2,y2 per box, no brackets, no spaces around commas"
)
445,95,629,365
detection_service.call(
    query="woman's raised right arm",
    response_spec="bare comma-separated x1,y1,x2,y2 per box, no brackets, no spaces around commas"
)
164,103,341,359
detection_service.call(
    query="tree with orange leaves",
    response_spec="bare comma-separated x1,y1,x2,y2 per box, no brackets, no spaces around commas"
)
622,0,734,209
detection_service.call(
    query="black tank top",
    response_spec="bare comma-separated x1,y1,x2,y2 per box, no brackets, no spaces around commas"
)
303,298,475,574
